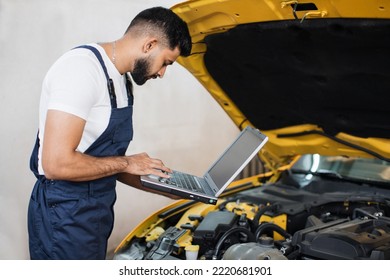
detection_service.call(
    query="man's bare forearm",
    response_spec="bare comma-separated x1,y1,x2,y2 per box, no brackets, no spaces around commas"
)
43,151,173,182
117,173,142,188
43,151,129,182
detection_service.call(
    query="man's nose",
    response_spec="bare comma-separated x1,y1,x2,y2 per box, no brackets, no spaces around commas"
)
157,66,167,78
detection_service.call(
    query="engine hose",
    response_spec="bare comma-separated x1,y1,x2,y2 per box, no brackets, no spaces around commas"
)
255,222,292,241
213,227,256,259
253,204,279,228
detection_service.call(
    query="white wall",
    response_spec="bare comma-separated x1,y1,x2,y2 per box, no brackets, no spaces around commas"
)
0,0,238,259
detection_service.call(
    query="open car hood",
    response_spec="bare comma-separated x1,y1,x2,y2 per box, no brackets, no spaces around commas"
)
172,0,390,168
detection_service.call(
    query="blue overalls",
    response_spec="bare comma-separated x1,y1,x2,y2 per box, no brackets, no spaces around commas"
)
28,45,133,259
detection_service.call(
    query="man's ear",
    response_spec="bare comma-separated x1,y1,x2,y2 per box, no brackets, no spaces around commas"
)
143,38,158,53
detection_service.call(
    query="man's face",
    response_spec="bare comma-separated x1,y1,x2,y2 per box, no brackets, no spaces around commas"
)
131,46,181,85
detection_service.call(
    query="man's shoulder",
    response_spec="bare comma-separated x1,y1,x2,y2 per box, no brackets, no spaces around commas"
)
47,44,105,79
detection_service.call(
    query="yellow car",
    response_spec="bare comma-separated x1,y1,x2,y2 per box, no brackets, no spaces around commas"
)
114,0,390,260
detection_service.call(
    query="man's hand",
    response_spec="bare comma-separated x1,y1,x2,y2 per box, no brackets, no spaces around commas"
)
123,152,172,178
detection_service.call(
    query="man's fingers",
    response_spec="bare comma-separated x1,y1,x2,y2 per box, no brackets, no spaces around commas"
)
149,158,172,174
125,153,172,177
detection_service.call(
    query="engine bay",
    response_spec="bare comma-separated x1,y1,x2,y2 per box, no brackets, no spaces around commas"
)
114,170,390,260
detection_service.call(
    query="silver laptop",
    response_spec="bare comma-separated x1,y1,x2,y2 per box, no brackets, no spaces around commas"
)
141,126,268,204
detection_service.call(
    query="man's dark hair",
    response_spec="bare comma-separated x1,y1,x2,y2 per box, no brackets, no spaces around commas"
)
126,7,192,57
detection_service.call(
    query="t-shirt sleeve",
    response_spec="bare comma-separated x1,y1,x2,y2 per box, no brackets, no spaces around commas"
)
44,52,103,120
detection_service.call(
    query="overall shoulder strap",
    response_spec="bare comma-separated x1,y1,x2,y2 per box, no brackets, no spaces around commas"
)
74,45,117,108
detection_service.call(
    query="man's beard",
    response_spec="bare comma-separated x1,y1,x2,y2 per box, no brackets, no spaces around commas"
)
131,57,151,85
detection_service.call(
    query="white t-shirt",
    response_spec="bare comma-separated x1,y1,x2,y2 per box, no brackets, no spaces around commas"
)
37,43,130,175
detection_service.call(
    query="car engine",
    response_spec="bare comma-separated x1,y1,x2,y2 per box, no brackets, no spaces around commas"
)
114,175,390,260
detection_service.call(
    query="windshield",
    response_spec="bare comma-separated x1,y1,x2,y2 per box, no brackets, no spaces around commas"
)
291,154,390,184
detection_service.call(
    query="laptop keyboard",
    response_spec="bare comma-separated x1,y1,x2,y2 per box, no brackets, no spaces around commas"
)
165,171,201,192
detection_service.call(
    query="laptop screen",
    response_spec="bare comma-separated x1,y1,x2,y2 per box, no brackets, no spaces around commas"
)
205,126,268,194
